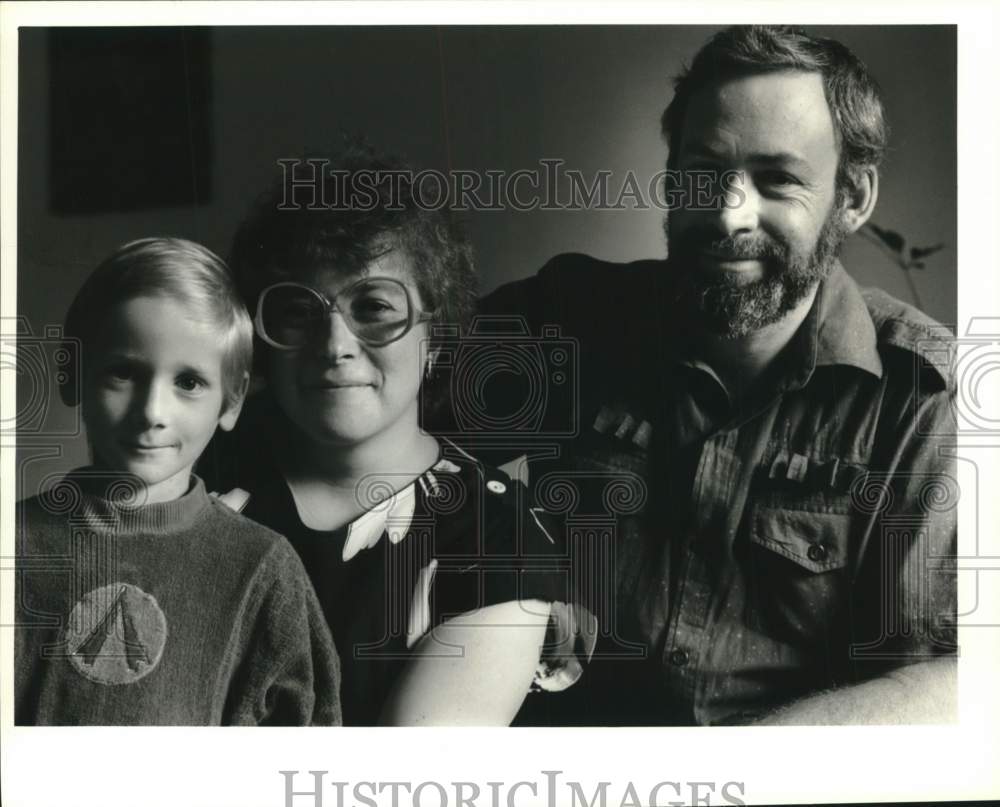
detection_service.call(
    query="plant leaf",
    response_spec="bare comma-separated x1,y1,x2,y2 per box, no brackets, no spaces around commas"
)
910,243,944,261
867,223,905,254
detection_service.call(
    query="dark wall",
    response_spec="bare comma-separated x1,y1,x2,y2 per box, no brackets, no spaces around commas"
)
15,25,957,494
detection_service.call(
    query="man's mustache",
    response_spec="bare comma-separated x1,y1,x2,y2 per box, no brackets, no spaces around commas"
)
673,231,788,262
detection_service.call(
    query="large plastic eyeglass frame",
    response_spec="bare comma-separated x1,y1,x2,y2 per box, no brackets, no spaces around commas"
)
254,276,434,349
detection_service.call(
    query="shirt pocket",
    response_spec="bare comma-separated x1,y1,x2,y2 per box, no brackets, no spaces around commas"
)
744,496,853,650
750,505,850,573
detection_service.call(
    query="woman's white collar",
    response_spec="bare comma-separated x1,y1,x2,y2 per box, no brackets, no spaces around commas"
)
341,457,462,562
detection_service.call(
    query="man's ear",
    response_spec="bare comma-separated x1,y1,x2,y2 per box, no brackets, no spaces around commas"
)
218,372,250,432
840,165,879,234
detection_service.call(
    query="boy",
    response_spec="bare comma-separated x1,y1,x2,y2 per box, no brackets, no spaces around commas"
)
14,237,341,725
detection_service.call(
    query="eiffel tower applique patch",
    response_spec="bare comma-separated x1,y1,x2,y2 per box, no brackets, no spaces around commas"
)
65,583,167,685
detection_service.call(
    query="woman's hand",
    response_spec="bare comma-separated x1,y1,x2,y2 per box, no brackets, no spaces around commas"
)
379,599,552,726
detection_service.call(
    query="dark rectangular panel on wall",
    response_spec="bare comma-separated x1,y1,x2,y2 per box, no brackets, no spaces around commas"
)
47,27,212,214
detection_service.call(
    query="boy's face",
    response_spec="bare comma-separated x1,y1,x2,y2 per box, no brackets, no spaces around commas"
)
82,296,241,504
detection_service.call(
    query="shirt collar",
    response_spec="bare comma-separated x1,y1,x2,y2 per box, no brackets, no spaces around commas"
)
341,455,463,562
665,260,883,403
801,260,884,381
734,260,885,394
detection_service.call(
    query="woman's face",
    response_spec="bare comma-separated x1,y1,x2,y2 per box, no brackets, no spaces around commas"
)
265,250,431,450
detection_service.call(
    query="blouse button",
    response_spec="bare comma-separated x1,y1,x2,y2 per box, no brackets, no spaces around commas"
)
486,480,507,494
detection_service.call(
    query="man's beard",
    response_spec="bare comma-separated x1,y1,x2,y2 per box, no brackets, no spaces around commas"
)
666,206,850,339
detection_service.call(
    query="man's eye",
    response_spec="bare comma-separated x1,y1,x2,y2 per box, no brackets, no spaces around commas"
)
680,164,723,182
759,171,799,188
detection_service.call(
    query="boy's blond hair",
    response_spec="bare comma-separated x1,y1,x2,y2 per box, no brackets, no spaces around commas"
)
61,237,252,411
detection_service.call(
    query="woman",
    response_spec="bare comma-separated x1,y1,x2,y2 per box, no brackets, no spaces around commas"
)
203,145,591,725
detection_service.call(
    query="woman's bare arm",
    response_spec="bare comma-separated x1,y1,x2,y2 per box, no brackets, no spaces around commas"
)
379,599,552,726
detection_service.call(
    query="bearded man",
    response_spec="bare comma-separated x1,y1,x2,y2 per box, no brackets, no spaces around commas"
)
478,25,957,725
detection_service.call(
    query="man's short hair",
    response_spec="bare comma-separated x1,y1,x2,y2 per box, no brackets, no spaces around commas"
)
62,237,253,410
661,25,888,194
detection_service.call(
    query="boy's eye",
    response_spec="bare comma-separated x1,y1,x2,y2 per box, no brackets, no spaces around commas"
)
176,374,206,393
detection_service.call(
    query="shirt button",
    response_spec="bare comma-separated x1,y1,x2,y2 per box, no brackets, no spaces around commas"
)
486,480,507,495
807,543,828,562
668,648,689,667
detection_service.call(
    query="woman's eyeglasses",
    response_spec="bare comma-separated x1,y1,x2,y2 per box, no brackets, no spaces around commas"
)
255,277,434,349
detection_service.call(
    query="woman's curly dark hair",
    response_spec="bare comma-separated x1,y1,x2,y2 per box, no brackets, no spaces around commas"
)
230,140,478,411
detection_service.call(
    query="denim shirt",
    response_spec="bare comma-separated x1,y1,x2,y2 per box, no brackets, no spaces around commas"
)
478,254,957,725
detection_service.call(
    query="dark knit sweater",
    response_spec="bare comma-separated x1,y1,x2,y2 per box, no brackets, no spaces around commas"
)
14,471,341,726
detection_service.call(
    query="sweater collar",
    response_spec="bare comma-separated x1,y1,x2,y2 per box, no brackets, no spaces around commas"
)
40,470,211,534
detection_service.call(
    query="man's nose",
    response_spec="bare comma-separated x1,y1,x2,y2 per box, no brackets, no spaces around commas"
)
713,172,760,236
314,310,360,360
